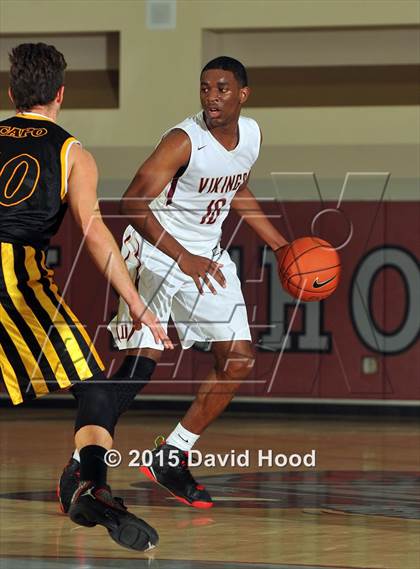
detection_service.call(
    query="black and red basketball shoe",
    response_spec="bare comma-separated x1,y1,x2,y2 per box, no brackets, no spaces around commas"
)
57,456,80,514
69,481,158,551
139,437,213,509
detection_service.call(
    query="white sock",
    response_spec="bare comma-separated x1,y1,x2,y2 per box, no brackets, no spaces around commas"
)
73,449,80,462
166,422,200,452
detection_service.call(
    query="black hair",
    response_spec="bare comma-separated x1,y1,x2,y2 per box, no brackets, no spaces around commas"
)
9,43,67,111
201,56,248,87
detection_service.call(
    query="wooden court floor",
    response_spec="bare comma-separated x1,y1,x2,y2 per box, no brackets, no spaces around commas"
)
0,408,419,569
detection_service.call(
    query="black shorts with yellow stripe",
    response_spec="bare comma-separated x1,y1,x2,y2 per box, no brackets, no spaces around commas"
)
0,242,105,405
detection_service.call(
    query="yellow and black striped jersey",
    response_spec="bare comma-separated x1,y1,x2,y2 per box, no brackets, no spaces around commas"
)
0,112,79,249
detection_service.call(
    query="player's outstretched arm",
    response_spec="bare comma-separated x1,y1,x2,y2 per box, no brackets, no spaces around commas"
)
231,184,289,259
67,144,173,348
121,130,225,294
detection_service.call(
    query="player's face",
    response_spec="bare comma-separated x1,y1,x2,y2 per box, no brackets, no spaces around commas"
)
200,69,249,128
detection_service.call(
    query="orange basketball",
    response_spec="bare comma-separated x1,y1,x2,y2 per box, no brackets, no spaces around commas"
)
278,237,341,301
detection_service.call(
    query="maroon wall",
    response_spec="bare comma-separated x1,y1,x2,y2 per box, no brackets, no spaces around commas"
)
49,200,420,401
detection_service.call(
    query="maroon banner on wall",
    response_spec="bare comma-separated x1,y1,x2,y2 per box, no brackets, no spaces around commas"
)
49,200,420,401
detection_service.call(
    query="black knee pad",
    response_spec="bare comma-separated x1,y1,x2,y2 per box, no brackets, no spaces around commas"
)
112,356,157,417
72,375,118,437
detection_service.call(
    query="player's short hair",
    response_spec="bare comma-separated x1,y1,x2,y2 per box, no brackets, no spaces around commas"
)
9,43,67,111
201,56,248,87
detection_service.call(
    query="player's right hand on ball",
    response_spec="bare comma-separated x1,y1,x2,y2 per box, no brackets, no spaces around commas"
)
130,304,174,349
178,252,226,295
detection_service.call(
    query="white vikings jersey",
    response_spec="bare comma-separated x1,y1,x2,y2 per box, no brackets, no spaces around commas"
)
149,111,261,255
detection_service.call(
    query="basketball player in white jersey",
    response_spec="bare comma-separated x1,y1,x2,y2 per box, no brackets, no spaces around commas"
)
59,57,289,510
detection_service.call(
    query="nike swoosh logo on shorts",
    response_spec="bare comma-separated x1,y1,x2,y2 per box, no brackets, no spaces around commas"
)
313,275,336,288
197,145,207,150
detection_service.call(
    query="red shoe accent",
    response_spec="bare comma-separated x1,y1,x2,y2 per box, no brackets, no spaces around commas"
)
191,500,214,509
139,466,213,509
56,483,65,514
173,495,213,509
139,466,156,482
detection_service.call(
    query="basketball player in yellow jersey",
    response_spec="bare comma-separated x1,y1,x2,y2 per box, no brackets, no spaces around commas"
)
0,43,172,551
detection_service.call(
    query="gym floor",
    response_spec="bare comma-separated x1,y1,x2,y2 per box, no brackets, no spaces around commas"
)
0,408,419,569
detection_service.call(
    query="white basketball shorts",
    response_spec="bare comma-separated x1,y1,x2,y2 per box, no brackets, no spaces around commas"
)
108,226,251,350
